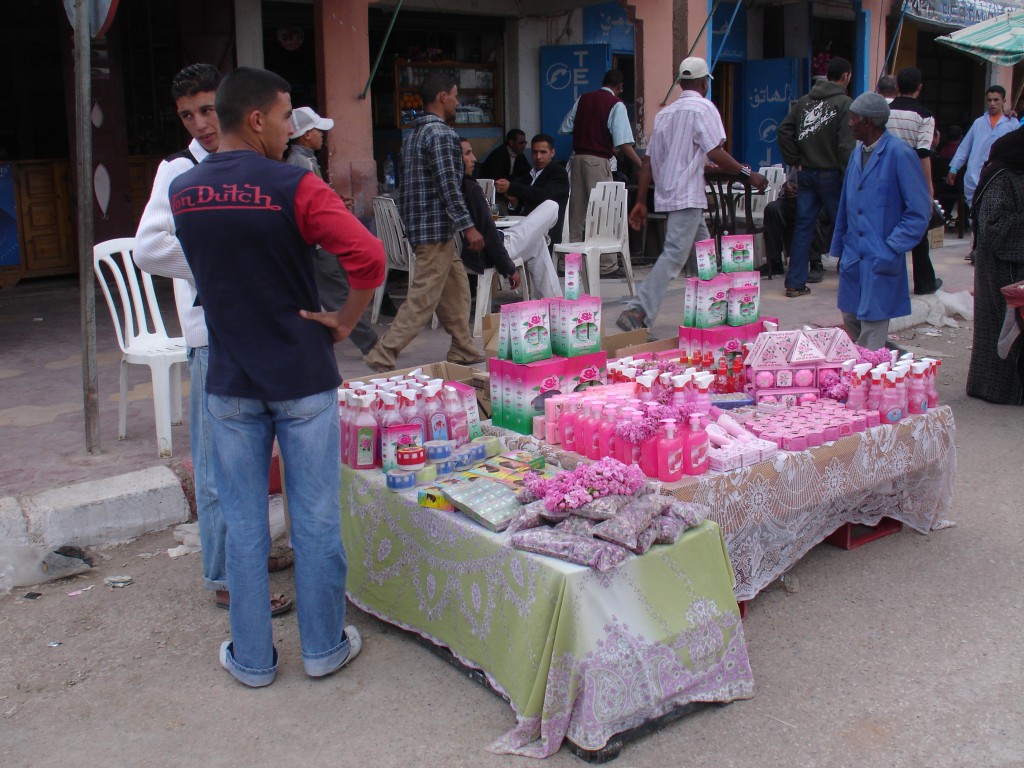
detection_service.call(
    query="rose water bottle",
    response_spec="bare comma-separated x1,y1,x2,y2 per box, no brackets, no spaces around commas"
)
682,414,709,476
657,418,684,482
586,402,604,460
443,385,470,446
640,419,662,478
349,394,378,470
558,394,581,453
908,362,929,414
879,372,904,425
597,404,618,459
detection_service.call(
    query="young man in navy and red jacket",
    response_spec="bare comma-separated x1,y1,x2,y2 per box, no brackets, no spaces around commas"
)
170,67,384,688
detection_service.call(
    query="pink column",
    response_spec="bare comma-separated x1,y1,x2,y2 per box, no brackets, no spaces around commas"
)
315,0,377,219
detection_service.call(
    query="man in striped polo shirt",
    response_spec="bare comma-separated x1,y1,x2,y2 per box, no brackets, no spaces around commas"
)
887,67,941,295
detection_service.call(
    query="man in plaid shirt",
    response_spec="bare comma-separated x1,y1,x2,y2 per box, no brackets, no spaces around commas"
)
364,72,485,372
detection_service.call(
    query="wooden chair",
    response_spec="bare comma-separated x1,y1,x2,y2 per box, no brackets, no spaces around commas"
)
552,181,634,301
93,237,187,458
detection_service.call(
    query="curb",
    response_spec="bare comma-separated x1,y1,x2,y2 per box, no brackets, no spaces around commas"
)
0,465,190,550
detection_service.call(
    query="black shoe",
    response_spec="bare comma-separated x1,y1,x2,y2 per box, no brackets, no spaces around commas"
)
602,267,629,279
758,262,784,276
915,278,943,295
616,308,647,332
807,265,825,283
785,286,811,298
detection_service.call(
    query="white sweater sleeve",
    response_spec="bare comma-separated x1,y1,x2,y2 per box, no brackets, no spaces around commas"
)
133,157,196,280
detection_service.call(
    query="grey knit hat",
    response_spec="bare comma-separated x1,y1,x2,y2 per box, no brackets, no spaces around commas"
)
850,92,890,120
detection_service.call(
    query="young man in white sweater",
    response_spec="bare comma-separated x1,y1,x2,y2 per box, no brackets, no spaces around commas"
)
134,64,293,617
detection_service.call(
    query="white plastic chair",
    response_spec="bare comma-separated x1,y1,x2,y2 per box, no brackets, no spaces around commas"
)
371,196,436,328
93,237,187,458
552,181,634,301
476,178,496,208
472,256,529,338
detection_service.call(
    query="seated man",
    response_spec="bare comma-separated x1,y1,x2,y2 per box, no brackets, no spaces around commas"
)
460,138,562,299
495,133,569,247
475,128,530,183
761,179,832,282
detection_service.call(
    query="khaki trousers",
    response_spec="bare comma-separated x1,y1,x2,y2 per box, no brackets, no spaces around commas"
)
366,239,477,369
567,154,618,274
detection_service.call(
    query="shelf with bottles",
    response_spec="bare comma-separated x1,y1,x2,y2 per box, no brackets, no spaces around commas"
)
389,59,499,127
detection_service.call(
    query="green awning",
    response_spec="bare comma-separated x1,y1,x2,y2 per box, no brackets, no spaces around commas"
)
936,10,1024,66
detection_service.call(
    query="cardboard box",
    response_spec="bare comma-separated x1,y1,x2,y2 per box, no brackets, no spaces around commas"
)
343,361,478,388
928,226,944,249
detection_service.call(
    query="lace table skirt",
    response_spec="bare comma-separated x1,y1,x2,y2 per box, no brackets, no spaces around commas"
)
486,405,957,601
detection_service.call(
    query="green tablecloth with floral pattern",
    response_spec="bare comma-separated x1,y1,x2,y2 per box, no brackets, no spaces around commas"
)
341,466,755,758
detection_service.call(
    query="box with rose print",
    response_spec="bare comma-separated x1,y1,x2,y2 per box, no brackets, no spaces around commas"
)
549,296,602,357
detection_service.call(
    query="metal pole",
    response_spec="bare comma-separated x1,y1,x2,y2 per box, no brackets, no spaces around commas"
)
661,0,723,106
360,0,403,100
882,0,910,76
76,0,100,453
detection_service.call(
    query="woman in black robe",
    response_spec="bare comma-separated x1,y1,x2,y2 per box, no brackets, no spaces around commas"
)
966,129,1024,405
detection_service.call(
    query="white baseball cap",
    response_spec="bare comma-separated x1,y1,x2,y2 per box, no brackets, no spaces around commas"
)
678,57,713,81
290,106,334,140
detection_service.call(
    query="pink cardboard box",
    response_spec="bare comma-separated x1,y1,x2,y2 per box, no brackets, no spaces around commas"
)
499,356,568,435
563,351,608,393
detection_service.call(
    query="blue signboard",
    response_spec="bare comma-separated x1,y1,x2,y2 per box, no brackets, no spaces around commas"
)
540,44,611,161
0,164,19,268
741,58,801,169
582,2,635,53
711,2,747,64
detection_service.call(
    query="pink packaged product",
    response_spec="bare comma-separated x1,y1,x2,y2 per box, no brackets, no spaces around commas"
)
564,252,583,300
550,296,602,357
498,305,512,360
564,351,608,392
489,358,504,427
730,271,760,290
508,299,552,364
694,238,718,280
720,234,755,273
678,326,699,358
727,285,760,327
708,445,742,472
499,356,568,435
695,274,732,329
448,380,483,440
682,277,699,327
701,323,760,363
381,423,423,471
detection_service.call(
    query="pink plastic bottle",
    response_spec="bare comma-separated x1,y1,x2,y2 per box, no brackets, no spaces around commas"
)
922,358,941,407
639,420,661,478
375,391,402,467
879,372,904,425
692,373,714,414
423,384,449,441
558,395,581,453
628,412,645,465
443,385,470,446
614,408,636,463
681,414,709,475
398,388,426,446
586,402,605,460
907,362,929,414
339,389,354,466
576,399,596,457
866,369,884,411
348,394,378,470
657,418,684,482
597,404,618,459
846,363,871,410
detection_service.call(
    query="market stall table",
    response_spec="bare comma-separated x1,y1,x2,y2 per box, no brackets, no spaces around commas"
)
489,406,957,602
340,465,755,758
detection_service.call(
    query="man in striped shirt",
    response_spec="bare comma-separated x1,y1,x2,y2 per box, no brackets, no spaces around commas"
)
617,58,766,333
887,67,941,295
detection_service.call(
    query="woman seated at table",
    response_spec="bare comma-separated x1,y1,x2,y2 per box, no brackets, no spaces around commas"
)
966,129,1024,405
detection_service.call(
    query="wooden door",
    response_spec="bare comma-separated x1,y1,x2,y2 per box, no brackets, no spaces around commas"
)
15,160,76,279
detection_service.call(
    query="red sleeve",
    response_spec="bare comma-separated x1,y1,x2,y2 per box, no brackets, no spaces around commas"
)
294,174,385,290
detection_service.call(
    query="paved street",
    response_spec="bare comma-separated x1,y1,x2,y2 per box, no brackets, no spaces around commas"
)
1,233,1022,766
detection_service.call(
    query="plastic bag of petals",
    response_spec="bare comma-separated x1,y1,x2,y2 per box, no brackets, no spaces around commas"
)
660,500,707,528
554,515,597,537
505,500,548,535
572,494,628,521
510,528,631,571
626,523,660,555
654,514,686,545
591,494,665,550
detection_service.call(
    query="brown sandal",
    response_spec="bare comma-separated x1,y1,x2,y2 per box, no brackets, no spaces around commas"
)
215,590,294,617
267,548,294,572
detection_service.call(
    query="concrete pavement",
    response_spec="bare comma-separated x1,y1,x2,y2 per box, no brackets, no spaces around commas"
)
2,233,1023,766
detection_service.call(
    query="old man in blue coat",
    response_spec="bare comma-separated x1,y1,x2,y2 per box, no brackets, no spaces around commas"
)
832,92,930,350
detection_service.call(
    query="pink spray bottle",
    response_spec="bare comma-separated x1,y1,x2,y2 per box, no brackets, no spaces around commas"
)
348,394,379,470
908,362,929,414
879,372,904,425
692,373,714,414
443,385,470,446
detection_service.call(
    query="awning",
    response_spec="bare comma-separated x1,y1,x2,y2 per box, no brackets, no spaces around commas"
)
936,10,1024,66
904,0,1024,30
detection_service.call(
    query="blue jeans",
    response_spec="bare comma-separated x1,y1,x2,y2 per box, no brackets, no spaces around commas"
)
788,169,842,290
208,389,350,685
628,208,709,326
187,346,227,591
